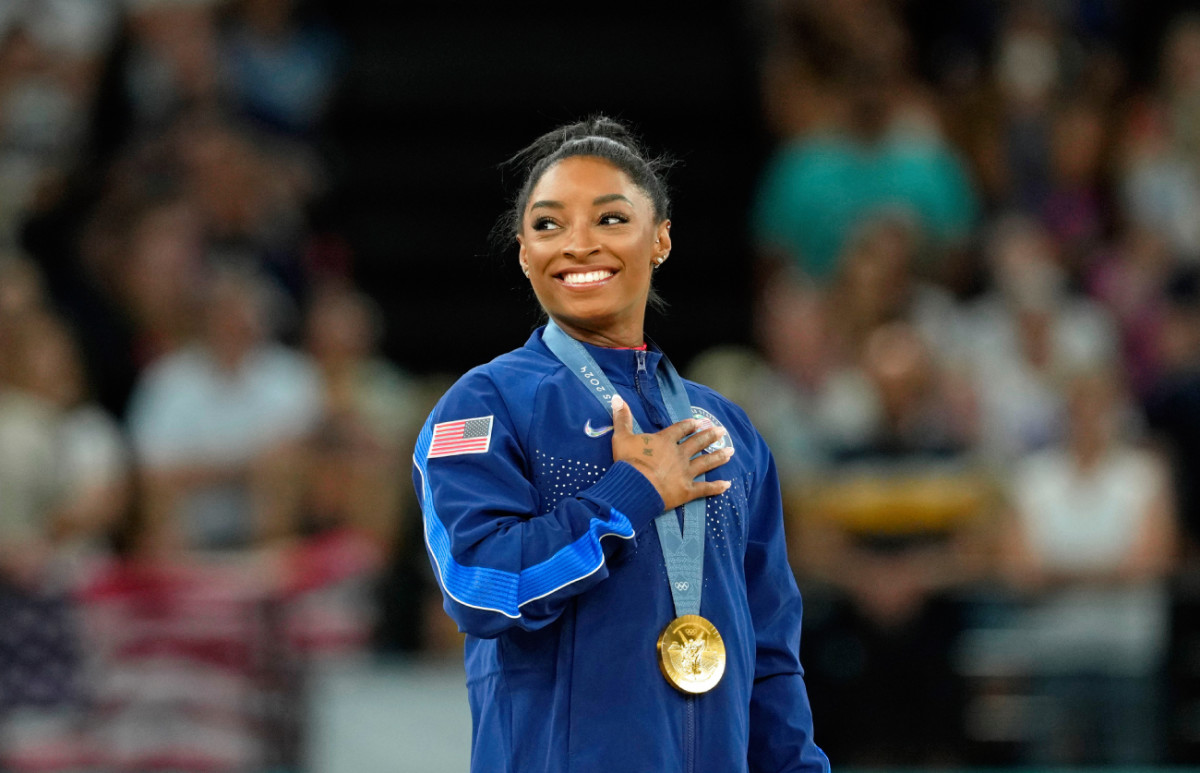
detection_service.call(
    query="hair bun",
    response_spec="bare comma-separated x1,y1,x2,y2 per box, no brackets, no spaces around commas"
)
507,115,642,174
560,115,638,149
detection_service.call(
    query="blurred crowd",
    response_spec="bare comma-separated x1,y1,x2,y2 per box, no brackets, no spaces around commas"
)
0,0,439,769
700,0,1200,767
2,0,1200,770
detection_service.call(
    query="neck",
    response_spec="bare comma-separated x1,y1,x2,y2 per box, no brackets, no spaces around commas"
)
550,315,645,349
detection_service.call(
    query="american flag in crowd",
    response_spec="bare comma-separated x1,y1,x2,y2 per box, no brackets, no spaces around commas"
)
0,535,381,773
428,416,494,458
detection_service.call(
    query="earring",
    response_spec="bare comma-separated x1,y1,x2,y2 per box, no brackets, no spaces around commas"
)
654,256,665,267
522,267,530,277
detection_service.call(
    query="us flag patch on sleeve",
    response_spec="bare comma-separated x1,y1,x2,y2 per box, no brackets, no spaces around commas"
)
428,416,494,458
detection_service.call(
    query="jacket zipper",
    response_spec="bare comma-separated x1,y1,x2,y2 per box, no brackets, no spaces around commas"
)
634,350,668,427
685,696,696,773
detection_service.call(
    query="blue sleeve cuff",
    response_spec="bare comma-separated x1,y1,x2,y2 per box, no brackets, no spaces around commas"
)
579,461,665,532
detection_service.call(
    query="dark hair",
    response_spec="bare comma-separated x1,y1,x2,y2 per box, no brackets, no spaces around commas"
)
501,115,673,240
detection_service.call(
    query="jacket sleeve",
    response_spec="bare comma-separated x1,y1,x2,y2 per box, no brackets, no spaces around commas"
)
744,432,831,773
411,369,665,639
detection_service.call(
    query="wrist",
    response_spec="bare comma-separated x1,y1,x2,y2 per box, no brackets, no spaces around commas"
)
580,461,666,530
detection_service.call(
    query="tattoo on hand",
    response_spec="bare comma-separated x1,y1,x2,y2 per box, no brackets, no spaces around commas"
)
642,436,650,445
643,448,653,457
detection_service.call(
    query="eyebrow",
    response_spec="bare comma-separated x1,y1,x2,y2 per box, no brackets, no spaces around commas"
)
529,194,634,211
592,194,633,206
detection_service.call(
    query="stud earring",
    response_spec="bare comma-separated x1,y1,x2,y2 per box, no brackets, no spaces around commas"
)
522,267,530,277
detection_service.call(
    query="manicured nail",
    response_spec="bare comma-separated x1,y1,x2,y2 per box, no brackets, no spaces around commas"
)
612,394,624,410
720,480,732,492
723,447,735,457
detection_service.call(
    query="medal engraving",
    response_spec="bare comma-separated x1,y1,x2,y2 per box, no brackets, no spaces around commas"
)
657,614,726,694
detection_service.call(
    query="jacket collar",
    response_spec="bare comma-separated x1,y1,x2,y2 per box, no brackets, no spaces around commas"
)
531,325,664,388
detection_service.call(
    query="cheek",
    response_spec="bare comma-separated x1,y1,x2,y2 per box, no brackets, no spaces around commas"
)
522,240,554,268
615,231,658,261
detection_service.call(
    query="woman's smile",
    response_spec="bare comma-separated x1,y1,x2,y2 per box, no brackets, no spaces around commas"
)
558,267,617,286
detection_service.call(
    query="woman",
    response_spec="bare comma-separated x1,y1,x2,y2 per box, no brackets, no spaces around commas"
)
412,117,828,773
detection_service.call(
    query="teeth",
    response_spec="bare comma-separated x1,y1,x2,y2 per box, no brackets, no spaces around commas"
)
562,270,613,285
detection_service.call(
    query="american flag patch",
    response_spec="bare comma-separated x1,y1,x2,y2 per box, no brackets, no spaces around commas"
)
428,416,494,458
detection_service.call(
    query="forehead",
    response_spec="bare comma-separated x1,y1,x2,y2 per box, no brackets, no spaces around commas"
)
528,155,651,208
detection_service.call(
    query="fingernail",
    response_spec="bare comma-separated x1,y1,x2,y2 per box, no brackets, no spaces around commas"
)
720,481,732,492
612,394,624,409
723,447,735,457
716,426,728,436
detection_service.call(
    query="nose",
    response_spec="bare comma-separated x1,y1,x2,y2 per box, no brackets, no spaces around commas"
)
561,224,600,259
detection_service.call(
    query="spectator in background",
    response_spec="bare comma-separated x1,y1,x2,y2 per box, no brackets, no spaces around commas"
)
114,195,207,368
1041,99,1112,275
302,281,419,495
22,183,203,421
828,321,975,463
284,282,430,657
988,2,1064,216
1119,12,1200,264
0,0,119,245
175,110,327,306
219,0,344,139
0,258,126,771
0,257,122,585
752,0,978,289
1084,223,1177,400
118,0,223,137
0,257,62,590
791,321,993,766
272,411,389,659
954,214,1117,467
20,311,130,573
126,265,321,553
824,213,963,364
1000,366,1176,764
282,283,419,645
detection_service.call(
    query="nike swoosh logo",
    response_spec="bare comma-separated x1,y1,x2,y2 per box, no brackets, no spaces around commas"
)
584,419,614,438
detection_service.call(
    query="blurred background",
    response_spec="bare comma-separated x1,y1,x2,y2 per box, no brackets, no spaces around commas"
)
3,0,1200,770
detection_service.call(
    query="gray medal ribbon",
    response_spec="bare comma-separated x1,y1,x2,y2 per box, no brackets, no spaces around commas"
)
542,320,705,616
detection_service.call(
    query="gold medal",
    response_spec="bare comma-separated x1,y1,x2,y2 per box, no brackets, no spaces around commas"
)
656,614,726,694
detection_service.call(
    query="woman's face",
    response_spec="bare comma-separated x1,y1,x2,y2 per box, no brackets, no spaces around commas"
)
518,156,670,347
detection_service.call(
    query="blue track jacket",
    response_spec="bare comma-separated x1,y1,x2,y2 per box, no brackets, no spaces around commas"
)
412,327,829,773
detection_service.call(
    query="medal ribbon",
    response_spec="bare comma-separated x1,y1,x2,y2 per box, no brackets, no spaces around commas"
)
542,320,705,616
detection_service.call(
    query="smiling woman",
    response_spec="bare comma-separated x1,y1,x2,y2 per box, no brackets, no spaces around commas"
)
410,116,829,773
518,155,668,348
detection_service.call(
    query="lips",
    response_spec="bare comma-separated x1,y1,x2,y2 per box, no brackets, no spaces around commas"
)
557,268,616,287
